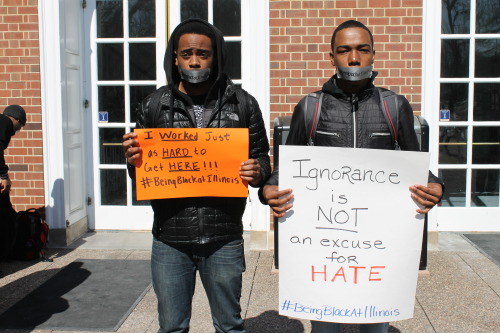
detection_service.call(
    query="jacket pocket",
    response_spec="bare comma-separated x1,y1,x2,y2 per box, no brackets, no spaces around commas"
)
368,131,393,149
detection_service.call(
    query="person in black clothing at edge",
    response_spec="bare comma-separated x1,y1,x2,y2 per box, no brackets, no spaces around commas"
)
122,19,270,333
260,20,444,333
0,105,26,262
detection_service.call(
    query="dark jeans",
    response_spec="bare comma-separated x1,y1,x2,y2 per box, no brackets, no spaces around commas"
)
151,238,246,333
0,193,16,261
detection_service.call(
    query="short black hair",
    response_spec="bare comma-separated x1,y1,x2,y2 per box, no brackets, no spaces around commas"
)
331,20,374,50
172,20,216,53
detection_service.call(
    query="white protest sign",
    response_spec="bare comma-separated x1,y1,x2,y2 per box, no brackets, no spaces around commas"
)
278,146,430,323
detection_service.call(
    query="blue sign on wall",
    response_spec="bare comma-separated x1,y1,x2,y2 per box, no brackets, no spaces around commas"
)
440,109,450,121
99,111,108,123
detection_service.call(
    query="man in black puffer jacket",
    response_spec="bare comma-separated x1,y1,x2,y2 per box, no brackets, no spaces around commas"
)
122,19,270,333
261,20,443,333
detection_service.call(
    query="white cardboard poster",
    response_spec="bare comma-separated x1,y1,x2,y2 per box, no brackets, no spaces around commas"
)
278,146,430,323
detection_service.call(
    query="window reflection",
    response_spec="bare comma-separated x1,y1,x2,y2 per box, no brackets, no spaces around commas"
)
97,0,123,38
439,169,466,207
181,0,208,21
129,0,155,38
101,169,127,205
440,83,468,121
129,43,156,80
474,83,500,121
475,39,500,78
476,0,500,33
225,42,241,80
471,169,500,207
442,0,470,34
214,0,241,36
98,44,124,80
441,40,469,78
472,127,500,164
99,128,125,165
439,127,468,164
99,86,125,123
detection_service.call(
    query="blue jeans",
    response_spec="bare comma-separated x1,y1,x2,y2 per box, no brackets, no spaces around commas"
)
151,238,246,333
311,321,389,333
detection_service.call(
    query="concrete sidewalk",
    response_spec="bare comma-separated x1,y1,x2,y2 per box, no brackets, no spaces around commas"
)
0,232,499,333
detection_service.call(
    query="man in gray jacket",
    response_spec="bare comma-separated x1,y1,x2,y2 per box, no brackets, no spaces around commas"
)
123,19,270,333
261,20,443,333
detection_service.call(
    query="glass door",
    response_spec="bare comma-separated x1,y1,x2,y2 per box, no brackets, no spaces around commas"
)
435,0,500,231
88,0,166,229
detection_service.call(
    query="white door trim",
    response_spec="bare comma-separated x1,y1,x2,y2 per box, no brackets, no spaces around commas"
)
39,0,66,230
422,0,442,232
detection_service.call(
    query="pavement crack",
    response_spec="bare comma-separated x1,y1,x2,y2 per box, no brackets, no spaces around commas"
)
415,296,437,332
458,253,500,298
243,251,261,319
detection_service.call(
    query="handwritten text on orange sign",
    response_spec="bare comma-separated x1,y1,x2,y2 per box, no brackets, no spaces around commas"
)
134,128,249,200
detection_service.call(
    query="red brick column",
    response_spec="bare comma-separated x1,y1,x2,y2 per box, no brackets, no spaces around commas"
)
0,0,44,211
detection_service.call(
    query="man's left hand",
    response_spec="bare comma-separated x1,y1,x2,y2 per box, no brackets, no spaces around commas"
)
410,183,443,214
239,159,262,186
1,178,12,194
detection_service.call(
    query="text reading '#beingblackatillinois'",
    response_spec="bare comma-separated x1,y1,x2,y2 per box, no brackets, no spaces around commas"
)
291,159,401,190
280,300,400,320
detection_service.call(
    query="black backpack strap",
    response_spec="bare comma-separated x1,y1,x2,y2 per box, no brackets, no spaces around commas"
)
234,88,249,128
304,92,323,146
146,86,168,128
377,88,400,150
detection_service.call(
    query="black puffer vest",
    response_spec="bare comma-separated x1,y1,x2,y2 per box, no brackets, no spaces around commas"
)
133,81,270,245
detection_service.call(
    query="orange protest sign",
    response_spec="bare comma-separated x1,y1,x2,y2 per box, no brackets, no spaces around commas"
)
134,128,249,200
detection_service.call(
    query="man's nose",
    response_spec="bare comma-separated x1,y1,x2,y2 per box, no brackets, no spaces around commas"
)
348,50,361,66
189,56,201,68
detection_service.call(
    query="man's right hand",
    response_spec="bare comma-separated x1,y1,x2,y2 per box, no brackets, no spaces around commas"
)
122,132,142,166
0,178,11,194
262,185,294,218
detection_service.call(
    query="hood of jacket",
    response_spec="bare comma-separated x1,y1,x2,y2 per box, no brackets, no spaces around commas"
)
164,18,228,90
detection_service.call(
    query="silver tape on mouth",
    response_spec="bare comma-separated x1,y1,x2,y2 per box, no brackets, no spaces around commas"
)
179,68,211,84
336,66,373,81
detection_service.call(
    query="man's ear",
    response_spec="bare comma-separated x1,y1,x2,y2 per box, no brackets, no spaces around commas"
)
372,49,376,64
174,51,178,66
330,52,335,67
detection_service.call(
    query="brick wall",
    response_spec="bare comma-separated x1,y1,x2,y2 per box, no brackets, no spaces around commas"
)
0,0,44,211
269,0,424,155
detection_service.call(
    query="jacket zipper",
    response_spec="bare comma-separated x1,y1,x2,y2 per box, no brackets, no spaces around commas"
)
351,93,358,148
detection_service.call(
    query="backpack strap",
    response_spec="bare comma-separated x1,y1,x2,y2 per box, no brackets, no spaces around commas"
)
146,86,168,128
234,88,250,128
377,88,400,150
304,92,323,146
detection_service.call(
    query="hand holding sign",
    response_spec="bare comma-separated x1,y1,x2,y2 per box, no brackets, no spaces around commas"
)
133,128,249,200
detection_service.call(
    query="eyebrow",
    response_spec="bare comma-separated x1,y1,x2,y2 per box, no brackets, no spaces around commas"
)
179,47,211,53
336,43,372,49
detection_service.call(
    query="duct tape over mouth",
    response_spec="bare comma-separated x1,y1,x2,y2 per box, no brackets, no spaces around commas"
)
336,66,373,81
179,68,211,84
